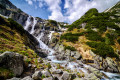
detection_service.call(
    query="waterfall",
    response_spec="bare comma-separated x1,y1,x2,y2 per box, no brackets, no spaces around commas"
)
30,17,37,34
24,16,56,59
24,16,31,30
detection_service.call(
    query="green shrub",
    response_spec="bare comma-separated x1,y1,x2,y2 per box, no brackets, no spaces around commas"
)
105,33,115,45
60,32,84,42
85,29,105,42
86,42,115,58
64,46,76,51
49,20,57,26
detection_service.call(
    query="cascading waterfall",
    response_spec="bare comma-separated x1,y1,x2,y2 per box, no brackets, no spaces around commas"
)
24,16,120,80
24,16,31,30
30,17,37,34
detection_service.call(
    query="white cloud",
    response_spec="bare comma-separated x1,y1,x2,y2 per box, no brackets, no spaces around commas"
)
44,0,64,22
64,0,120,23
25,0,33,5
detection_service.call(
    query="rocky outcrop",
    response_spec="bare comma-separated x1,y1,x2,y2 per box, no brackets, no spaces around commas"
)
0,51,24,76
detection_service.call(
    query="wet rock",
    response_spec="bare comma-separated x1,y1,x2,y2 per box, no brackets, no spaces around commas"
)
32,71,42,80
21,76,33,80
0,51,24,76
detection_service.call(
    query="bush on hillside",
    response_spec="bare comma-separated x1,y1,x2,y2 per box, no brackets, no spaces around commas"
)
85,29,105,42
60,32,84,42
64,46,76,51
49,20,57,26
86,42,116,58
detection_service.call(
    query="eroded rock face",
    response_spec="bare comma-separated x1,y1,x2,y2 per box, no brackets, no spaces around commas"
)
0,51,24,76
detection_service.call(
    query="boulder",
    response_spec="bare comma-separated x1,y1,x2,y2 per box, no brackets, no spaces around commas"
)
42,70,51,77
74,51,81,60
58,45,64,52
0,51,24,76
21,76,33,80
61,71,71,80
32,71,42,80
87,67,103,78
103,57,119,73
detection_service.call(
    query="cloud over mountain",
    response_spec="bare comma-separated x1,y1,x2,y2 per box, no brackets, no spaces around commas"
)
25,0,120,23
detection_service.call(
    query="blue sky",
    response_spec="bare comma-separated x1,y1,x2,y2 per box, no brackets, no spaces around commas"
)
9,0,120,23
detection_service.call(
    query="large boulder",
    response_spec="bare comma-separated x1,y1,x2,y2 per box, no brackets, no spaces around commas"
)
0,51,24,76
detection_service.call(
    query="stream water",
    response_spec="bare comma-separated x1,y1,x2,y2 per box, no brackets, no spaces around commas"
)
24,16,120,80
